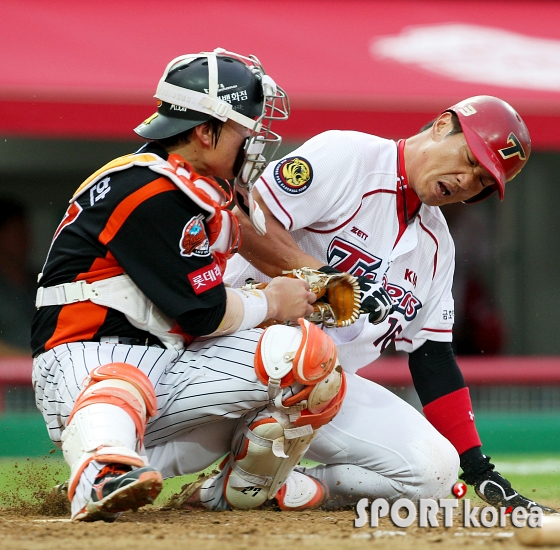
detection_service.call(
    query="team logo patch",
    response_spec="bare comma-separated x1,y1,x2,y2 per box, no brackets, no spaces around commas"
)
273,157,313,194
180,215,210,257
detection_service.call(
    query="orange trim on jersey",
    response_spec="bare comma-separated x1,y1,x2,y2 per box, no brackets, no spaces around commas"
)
169,324,195,347
98,177,177,245
73,153,160,198
45,301,108,351
74,250,124,283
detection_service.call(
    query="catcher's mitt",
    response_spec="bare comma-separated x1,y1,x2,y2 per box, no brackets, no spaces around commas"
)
242,267,361,328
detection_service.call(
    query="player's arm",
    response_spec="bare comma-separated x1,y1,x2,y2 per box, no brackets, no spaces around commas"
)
204,279,316,337
409,340,555,512
108,189,315,338
235,188,322,277
236,190,392,325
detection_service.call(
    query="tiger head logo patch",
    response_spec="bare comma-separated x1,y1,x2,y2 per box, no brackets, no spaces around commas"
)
180,215,210,257
273,156,313,194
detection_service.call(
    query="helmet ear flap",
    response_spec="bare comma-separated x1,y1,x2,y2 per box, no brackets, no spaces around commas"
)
462,184,498,204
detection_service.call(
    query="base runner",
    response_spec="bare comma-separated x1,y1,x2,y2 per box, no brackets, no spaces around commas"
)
215,96,556,512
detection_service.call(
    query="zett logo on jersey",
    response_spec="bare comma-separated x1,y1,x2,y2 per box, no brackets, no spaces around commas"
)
180,215,210,258
273,156,313,194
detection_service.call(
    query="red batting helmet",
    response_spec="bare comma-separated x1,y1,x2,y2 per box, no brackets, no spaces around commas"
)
445,95,531,203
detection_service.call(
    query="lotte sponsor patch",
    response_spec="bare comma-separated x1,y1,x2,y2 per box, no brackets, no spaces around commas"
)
273,156,313,194
188,261,223,295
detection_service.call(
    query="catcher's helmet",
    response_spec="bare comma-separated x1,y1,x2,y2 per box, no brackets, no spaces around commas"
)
135,51,266,140
135,48,290,235
444,95,531,203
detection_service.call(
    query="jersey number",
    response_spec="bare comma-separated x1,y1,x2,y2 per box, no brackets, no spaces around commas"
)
240,486,262,497
373,317,402,353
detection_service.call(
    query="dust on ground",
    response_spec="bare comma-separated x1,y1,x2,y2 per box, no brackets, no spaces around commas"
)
0,457,69,517
0,507,546,550
0,460,557,550
2,500,559,550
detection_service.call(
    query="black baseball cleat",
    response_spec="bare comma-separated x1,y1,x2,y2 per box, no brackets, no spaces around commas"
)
73,464,163,522
474,470,557,514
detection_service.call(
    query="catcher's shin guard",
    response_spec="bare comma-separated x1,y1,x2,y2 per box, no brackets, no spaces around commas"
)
62,363,158,502
224,320,346,510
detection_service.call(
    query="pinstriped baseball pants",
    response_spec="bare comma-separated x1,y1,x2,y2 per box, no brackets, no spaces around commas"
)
32,329,292,514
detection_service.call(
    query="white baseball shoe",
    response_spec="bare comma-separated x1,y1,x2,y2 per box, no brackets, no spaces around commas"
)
274,471,329,511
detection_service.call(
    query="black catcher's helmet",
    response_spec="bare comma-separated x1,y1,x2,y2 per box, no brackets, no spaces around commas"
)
135,53,265,140
135,48,290,235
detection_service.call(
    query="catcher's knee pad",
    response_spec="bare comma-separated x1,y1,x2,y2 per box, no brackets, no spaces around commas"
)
255,319,346,430
224,320,346,510
62,362,157,500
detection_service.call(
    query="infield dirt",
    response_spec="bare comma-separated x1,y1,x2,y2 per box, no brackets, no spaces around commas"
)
2,503,560,550
1,458,558,550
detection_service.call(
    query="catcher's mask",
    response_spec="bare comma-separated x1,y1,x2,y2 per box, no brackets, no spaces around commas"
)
135,47,290,234
443,96,531,204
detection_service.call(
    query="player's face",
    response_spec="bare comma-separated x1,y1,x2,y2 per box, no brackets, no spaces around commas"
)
409,115,495,206
205,119,251,180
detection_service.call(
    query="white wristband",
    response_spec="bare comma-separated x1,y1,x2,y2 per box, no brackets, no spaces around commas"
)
229,288,268,330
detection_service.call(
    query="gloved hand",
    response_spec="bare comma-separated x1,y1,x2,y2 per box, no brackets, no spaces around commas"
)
319,266,394,325
460,451,557,513
356,276,394,325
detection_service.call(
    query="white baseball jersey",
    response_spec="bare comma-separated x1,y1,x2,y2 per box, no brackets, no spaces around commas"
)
226,130,456,373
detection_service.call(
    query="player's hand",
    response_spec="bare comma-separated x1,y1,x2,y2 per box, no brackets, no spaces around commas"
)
356,276,394,325
460,456,557,513
264,276,316,323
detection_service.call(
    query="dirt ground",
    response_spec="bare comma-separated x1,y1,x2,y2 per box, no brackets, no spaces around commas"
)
2,500,559,550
